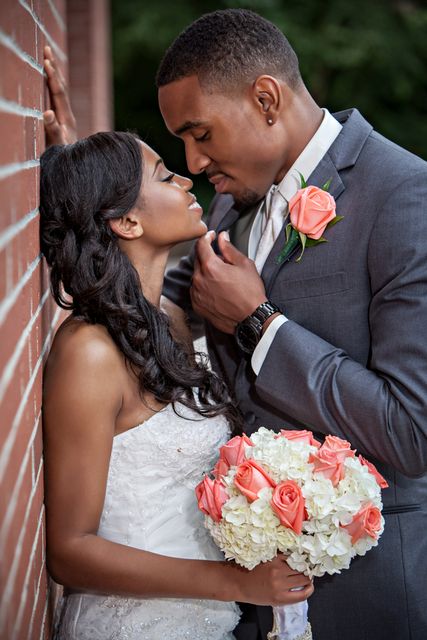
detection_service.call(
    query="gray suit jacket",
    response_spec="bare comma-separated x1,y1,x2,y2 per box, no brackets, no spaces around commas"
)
164,109,427,640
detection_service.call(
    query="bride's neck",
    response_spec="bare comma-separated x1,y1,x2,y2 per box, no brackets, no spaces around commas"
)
125,245,170,308
133,251,169,308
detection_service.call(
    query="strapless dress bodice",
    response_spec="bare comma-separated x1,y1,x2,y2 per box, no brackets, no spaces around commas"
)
55,402,240,639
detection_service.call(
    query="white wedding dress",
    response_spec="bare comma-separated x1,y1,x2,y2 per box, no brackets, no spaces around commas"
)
55,401,241,639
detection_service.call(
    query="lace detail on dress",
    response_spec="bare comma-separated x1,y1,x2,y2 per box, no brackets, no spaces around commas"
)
56,402,240,640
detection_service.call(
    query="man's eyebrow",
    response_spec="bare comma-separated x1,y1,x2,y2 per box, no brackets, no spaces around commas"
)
152,158,164,176
174,120,207,136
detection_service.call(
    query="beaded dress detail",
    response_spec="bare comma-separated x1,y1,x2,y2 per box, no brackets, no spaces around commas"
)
55,402,241,639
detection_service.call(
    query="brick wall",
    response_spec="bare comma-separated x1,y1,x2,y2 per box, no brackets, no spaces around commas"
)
67,0,113,138
0,2,112,639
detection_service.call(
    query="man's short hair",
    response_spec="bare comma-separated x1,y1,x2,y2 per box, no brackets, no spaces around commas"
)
156,9,302,93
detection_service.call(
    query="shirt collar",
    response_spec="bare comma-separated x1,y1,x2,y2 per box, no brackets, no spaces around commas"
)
275,108,343,202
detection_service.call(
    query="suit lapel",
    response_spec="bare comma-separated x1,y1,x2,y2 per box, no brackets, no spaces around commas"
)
216,206,240,234
211,202,240,256
262,108,373,293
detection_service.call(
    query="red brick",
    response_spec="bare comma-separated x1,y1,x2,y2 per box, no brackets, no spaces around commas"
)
0,165,40,232
0,453,33,578
0,44,43,110
0,2,38,60
32,418,44,477
10,479,45,600
0,259,44,365
0,369,43,529
0,1,111,637
0,213,40,301
0,112,41,166
0,472,44,624
13,522,46,640
27,568,48,640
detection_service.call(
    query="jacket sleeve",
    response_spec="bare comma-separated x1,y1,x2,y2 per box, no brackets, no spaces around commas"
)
255,170,427,477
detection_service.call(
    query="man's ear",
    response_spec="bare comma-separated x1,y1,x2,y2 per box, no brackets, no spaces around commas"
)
109,212,143,240
251,75,282,125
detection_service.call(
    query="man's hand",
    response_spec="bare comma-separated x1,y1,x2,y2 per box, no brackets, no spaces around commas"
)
43,46,78,146
190,231,268,334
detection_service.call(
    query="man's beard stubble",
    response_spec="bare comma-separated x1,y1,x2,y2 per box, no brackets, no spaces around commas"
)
233,187,263,209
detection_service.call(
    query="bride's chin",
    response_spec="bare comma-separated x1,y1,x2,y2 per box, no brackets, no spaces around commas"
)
187,221,209,240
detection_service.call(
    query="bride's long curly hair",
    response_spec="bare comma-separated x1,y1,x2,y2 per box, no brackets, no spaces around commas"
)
40,131,242,433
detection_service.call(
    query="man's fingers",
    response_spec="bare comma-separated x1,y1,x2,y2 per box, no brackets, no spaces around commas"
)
195,230,218,267
190,294,236,334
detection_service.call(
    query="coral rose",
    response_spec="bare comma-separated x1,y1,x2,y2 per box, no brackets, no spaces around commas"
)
289,185,336,240
234,459,276,503
342,503,382,544
213,457,230,480
309,435,355,486
322,435,355,461
219,434,253,468
358,456,389,489
271,480,307,535
195,477,228,522
277,429,321,448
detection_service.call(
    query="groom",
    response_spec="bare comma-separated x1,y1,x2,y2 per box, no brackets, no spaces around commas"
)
158,9,427,640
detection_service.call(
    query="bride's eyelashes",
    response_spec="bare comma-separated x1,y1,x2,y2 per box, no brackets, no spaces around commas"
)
161,172,175,183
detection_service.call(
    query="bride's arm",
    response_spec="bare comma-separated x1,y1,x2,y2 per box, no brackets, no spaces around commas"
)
43,324,313,607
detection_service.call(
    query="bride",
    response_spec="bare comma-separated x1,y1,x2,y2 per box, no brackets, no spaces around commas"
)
41,51,313,640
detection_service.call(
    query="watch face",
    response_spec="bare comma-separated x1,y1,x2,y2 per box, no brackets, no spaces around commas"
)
235,321,259,354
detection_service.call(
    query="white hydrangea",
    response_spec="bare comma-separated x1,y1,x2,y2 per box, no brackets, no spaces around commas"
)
201,427,385,577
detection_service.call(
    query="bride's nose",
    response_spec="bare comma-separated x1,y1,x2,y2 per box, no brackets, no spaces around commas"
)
174,174,193,191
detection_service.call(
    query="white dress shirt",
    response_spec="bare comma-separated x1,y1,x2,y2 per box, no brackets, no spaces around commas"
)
251,109,342,375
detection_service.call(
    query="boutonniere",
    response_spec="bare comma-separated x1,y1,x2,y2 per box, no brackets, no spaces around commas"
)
277,174,343,264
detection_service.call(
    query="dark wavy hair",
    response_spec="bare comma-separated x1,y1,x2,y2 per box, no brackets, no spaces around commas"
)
156,9,302,94
40,131,242,433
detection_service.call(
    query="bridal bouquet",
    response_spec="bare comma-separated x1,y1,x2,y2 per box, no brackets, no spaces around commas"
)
196,428,388,640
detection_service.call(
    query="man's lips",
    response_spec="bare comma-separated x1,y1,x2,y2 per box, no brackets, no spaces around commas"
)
207,173,229,193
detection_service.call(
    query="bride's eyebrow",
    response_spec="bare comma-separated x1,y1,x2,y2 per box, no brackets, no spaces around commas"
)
152,158,164,176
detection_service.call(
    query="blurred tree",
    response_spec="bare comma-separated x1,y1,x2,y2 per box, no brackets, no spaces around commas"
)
111,0,427,207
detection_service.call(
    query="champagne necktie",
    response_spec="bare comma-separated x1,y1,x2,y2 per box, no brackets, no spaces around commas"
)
254,186,288,274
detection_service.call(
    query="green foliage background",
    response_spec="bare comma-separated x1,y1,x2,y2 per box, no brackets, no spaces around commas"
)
111,0,427,206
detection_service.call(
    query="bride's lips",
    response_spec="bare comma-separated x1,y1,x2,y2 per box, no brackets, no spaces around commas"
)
188,194,203,214
208,174,229,194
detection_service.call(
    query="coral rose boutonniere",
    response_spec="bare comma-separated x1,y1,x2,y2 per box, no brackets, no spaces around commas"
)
277,174,344,264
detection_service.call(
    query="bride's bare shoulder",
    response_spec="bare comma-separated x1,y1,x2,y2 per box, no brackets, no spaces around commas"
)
45,315,124,382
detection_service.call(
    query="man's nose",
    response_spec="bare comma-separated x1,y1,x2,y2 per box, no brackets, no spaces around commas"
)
185,141,211,175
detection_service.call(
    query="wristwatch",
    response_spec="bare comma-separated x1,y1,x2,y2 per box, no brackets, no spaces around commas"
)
235,301,281,354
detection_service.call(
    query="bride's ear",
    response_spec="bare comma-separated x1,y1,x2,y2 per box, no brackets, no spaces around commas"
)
109,212,144,240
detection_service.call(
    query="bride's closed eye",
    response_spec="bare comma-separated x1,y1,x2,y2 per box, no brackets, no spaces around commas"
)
161,172,175,183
